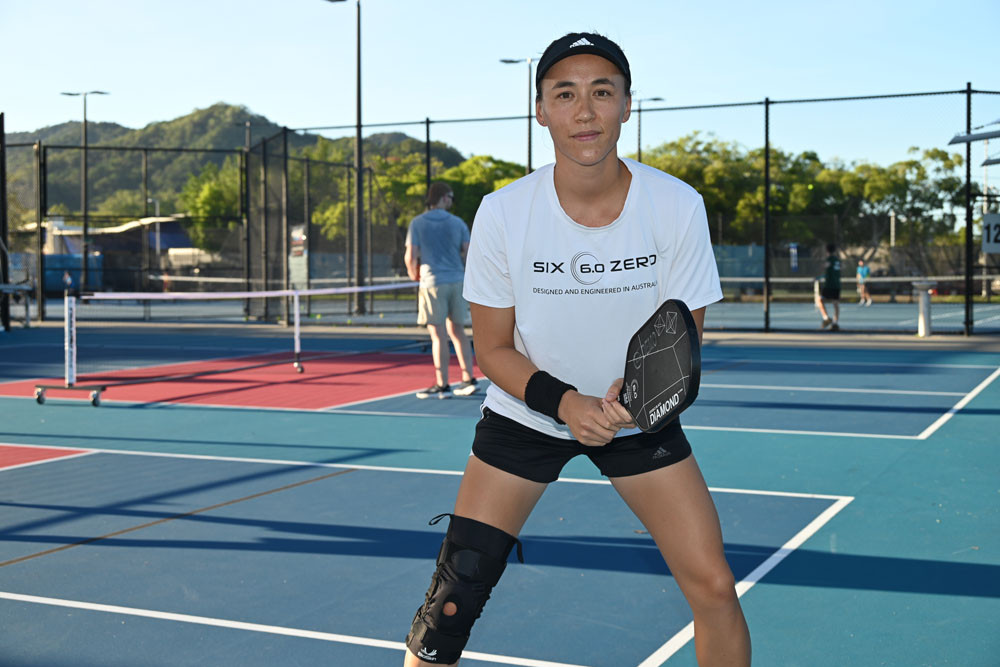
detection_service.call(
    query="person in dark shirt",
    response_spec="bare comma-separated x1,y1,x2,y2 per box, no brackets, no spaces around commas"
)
818,243,841,331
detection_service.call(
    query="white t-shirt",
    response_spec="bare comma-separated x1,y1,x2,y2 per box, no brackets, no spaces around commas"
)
464,158,722,439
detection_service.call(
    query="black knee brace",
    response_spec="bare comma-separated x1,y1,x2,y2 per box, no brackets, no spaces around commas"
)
406,514,523,664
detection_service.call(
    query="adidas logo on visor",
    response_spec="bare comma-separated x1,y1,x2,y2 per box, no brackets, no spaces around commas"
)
569,37,594,48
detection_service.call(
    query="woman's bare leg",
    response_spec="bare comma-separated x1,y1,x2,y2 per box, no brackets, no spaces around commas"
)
611,456,751,667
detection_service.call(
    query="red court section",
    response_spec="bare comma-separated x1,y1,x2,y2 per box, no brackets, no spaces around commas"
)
0,352,479,410
0,444,89,470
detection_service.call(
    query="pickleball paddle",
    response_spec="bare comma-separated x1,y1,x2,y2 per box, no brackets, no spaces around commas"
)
618,299,701,432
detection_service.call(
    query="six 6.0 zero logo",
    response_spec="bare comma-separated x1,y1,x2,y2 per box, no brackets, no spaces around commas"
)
533,252,656,285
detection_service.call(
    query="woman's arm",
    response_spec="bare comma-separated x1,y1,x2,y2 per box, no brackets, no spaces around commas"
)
470,303,623,446
469,303,538,401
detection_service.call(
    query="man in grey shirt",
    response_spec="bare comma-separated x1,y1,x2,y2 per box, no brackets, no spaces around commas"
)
405,182,478,398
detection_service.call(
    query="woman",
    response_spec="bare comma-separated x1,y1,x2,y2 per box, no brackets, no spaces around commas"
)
404,32,751,667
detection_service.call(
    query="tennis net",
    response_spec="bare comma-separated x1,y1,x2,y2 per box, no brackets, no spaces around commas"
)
713,274,1000,332
719,274,1000,303
34,282,423,405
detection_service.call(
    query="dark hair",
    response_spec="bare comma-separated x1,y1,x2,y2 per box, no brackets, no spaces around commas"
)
535,32,631,100
826,243,836,254
425,182,453,208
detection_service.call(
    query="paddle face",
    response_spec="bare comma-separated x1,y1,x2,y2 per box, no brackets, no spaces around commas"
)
618,299,701,432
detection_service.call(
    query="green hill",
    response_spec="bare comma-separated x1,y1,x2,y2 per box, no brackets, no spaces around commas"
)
4,102,466,223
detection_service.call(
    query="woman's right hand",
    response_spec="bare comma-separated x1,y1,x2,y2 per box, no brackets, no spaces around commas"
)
557,391,619,446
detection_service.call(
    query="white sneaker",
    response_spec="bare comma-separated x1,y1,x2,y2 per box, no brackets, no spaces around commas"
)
416,384,451,399
452,378,480,396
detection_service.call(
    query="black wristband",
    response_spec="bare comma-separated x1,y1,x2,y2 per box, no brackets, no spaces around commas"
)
524,371,577,424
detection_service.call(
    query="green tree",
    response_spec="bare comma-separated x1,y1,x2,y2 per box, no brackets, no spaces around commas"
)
439,155,525,224
95,189,146,218
177,160,241,250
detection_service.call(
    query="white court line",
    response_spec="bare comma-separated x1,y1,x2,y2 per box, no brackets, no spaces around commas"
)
902,304,1000,323
636,495,854,667
1,445,852,667
915,365,1000,440
705,357,996,370
0,448,96,473
321,386,428,411
323,408,471,418
702,383,964,397
682,425,920,440
0,592,589,667
0,441,846,501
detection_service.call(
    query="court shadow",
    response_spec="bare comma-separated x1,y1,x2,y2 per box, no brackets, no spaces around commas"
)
755,547,1000,598
4,514,996,599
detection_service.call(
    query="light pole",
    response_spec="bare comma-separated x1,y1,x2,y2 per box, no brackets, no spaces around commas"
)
61,90,109,291
324,0,365,313
635,96,662,164
500,57,535,174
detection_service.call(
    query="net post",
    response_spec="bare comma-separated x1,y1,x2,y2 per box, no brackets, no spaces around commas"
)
292,290,303,373
65,291,77,387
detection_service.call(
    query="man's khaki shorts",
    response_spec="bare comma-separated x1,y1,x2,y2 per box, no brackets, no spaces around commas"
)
417,281,469,327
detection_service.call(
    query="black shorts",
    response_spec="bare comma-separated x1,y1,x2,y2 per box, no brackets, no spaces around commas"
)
471,407,692,483
821,286,841,301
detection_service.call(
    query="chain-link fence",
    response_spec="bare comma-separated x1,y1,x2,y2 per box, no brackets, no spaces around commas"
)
4,87,999,332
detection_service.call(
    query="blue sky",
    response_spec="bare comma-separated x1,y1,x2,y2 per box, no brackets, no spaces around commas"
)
2,0,999,170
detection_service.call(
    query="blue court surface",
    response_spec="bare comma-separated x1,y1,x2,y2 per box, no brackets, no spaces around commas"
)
1,324,999,666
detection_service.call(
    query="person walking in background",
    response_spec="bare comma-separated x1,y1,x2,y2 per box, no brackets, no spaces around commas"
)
406,182,479,399
818,242,841,331
856,259,872,306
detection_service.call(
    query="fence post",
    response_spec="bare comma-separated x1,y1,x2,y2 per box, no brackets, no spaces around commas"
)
763,97,772,332
1,113,9,332
282,127,290,325
242,123,251,316
964,82,973,336
345,166,352,311
241,147,250,317
367,167,374,313
260,137,269,319
425,117,431,192
304,156,312,316
34,141,45,321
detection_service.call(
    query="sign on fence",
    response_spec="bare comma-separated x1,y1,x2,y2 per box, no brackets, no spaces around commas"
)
984,214,1000,255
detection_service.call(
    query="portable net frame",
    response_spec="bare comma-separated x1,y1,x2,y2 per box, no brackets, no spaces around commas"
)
33,281,419,406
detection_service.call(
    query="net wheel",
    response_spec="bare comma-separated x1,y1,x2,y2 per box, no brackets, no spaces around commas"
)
90,391,101,407
35,388,46,405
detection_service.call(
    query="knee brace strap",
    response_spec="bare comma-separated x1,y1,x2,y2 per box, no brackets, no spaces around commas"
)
406,514,523,664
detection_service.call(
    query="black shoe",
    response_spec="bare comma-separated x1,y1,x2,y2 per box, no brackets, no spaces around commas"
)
416,384,451,399
452,378,480,396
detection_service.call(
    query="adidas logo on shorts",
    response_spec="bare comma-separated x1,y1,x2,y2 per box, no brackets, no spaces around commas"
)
652,446,670,460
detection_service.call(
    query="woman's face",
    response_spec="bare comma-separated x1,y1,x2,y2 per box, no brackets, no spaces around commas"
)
535,54,631,169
